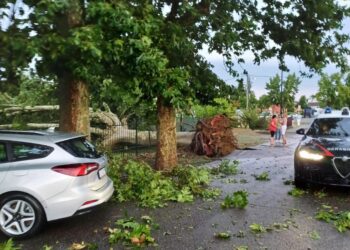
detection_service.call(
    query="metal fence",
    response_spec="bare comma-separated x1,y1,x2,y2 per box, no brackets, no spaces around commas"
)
92,117,157,156
92,115,198,156
177,115,198,132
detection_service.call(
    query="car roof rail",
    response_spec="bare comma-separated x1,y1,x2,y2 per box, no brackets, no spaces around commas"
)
0,130,47,136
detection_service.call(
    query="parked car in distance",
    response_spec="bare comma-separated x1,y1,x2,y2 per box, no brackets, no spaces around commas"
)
259,111,271,118
0,130,114,238
303,107,317,118
324,106,332,114
294,107,350,187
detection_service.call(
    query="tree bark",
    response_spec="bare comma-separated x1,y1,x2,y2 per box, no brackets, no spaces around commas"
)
155,97,178,171
55,0,90,136
59,78,90,136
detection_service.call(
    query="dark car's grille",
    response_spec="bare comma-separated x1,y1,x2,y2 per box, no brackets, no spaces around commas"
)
329,150,350,157
332,158,350,179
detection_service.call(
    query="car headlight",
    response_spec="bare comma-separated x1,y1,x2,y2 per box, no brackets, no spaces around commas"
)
299,150,324,161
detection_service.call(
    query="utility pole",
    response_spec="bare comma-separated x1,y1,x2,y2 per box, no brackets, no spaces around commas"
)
245,72,251,110
280,70,283,114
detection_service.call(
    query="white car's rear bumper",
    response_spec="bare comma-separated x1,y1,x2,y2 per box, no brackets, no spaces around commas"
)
45,178,114,221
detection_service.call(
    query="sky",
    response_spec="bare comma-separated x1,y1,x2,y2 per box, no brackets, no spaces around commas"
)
205,51,340,100
202,1,350,100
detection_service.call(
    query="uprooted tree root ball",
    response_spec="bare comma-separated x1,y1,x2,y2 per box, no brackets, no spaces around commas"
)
190,115,238,157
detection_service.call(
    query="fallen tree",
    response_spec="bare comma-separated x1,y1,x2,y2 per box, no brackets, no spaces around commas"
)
0,105,156,148
190,115,237,157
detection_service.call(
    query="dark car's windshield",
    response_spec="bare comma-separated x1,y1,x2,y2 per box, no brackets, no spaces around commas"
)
306,118,350,137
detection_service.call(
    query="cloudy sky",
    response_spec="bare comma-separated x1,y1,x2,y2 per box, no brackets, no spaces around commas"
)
206,51,342,100
203,2,350,100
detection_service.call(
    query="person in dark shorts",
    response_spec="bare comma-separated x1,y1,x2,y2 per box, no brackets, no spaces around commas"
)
269,115,277,146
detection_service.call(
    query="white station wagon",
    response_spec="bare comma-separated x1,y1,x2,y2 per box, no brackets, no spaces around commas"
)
0,130,114,238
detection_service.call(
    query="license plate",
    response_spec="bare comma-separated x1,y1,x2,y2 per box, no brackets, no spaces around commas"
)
98,168,106,179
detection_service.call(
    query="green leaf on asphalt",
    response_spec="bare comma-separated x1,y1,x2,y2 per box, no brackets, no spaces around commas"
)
215,231,231,239
235,230,246,238
315,206,350,233
221,190,249,209
249,223,267,234
314,190,327,199
0,239,21,250
283,179,293,185
309,230,321,240
254,171,270,181
235,246,248,250
288,188,305,197
211,160,240,176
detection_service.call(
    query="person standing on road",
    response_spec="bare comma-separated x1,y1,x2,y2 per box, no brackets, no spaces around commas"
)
269,115,277,146
275,115,282,142
281,113,288,145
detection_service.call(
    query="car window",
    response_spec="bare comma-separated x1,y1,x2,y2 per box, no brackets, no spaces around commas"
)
0,143,7,163
307,118,350,137
57,137,101,159
11,143,53,161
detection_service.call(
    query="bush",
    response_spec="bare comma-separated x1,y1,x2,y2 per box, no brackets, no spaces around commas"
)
257,117,269,130
240,110,268,130
108,155,216,208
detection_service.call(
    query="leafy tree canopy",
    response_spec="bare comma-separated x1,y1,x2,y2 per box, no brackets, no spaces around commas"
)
265,75,281,105
258,94,271,111
298,95,309,110
316,73,350,108
265,73,300,112
0,1,33,95
15,74,58,106
283,73,300,112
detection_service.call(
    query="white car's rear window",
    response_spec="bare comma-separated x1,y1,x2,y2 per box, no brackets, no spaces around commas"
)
57,137,101,159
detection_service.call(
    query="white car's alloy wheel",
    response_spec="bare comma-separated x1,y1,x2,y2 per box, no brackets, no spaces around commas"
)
0,194,45,238
0,199,36,236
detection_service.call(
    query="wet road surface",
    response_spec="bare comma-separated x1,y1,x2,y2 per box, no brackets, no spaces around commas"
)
3,127,350,249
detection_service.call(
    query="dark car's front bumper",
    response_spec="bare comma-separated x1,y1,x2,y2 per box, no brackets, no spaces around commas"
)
295,156,350,187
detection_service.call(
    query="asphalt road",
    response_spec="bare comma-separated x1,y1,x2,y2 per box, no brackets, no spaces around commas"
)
4,122,350,250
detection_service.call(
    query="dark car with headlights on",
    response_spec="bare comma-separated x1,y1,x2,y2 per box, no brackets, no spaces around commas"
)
294,108,350,187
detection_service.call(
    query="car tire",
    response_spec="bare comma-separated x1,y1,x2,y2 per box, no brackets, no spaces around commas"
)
294,160,307,188
0,193,46,239
294,177,307,188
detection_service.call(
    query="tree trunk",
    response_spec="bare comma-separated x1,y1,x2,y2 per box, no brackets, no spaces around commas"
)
59,78,90,136
56,0,89,136
155,97,178,171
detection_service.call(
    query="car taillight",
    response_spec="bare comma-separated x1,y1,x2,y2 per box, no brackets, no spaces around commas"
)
52,163,99,176
82,199,98,206
315,143,334,157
